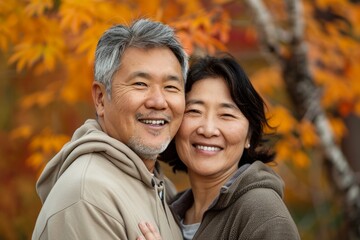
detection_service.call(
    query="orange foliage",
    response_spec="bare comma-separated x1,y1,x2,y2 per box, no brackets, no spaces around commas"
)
1,0,230,175
249,0,360,170
268,106,297,134
298,120,319,148
1,0,360,238
26,128,70,172
0,2,231,237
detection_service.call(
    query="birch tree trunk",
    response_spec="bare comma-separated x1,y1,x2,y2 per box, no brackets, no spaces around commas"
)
244,0,360,238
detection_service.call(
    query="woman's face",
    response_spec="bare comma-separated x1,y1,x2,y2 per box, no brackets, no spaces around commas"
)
175,77,250,178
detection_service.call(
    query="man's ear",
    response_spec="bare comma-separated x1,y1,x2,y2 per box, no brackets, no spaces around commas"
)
92,82,106,117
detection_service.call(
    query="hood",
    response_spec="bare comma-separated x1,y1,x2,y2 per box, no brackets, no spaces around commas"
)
213,161,284,210
171,161,284,217
36,119,154,203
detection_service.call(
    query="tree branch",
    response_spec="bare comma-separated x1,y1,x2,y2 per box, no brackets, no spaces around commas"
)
285,0,304,43
244,0,280,55
245,0,360,238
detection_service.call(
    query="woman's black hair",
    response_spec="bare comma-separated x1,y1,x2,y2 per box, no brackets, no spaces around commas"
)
159,54,276,173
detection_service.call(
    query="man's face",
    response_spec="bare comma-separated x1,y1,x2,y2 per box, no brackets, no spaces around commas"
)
94,47,185,160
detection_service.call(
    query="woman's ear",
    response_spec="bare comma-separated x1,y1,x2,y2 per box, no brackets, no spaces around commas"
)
92,82,106,117
245,141,251,149
245,130,251,149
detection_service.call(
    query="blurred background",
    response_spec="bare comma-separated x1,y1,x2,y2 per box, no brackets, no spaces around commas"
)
1,0,360,239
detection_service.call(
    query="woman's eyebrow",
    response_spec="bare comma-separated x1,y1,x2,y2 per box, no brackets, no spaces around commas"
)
220,102,239,110
185,99,204,106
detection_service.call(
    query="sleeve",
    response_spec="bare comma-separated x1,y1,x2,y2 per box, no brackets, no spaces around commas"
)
238,188,301,240
247,216,301,240
38,200,128,240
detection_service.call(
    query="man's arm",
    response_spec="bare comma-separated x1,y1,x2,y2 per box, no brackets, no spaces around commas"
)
35,200,127,240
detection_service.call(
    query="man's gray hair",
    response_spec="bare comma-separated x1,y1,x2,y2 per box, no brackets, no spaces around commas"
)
94,18,189,98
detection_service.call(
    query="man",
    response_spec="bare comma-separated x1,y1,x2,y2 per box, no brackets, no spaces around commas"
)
32,19,188,240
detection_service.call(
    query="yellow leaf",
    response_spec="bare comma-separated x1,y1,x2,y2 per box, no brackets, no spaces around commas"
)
8,43,43,71
293,150,310,169
176,31,194,55
268,106,297,134
25,0,53,16
20,90,55,109
321,79,353,108
177,0,203,13
29,128,70,154
10,125,33,140
298,120,319,148
251,66,283,96
136,0,161,17
59,0,95,34
274,136,300,162
75,23,110,64
328,116,347,142
26,152,44,169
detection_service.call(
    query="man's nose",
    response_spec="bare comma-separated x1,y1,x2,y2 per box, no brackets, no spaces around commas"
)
144,87,168,110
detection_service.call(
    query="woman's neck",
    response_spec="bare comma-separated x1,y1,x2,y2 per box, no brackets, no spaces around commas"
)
184,171,233,224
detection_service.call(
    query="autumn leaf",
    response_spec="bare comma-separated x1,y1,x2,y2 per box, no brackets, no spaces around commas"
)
176,31,194,55
59,0,96,34
251,66,283,96
274,136,300,163
10,125,33,140
25,0,53,16
293,150,310,169
268,106,297,134
20,90,56,109
8,43,43,71
75,22,110,63
2,1,360,238
328,116,348,142
26,153,45,169
298,120,319,148
27,128,70,170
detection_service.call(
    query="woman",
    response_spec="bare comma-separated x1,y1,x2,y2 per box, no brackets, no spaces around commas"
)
138,55,300,240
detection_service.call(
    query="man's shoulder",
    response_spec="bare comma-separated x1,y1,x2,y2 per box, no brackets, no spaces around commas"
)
38,153,128,217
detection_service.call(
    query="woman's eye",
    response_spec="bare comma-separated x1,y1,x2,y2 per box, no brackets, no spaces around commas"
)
222,113,236,118
185,109,201,114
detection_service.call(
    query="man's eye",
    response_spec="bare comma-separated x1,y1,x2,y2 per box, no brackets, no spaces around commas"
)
165,85,180,91
134,82,147,87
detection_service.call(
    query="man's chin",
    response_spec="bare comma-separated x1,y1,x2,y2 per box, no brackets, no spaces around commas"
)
128,138,171,160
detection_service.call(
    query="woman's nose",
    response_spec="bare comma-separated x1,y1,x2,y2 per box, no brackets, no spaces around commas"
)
196,117,220,138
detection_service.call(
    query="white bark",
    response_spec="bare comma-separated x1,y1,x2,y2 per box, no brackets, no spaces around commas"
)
245,0,360,238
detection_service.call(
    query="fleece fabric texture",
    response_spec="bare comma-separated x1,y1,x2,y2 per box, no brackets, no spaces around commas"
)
32,119,182,240
171,161,301,240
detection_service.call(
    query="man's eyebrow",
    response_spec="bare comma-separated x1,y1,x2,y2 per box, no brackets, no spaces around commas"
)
128,71,183,83
128,71,151,80
167,74,182,83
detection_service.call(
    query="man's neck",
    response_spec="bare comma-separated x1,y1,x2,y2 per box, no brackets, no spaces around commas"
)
143,158,156,173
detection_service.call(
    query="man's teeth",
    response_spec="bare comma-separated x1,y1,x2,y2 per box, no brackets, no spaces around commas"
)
196,145,221,151
141,120,165,125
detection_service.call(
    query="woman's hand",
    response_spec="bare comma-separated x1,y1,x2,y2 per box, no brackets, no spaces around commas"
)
136,222,162,240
